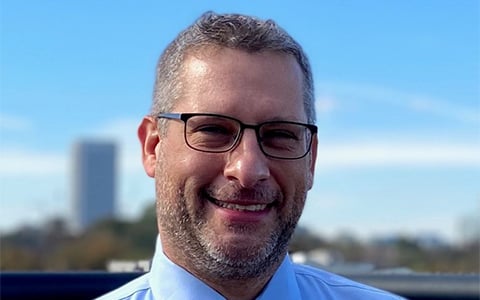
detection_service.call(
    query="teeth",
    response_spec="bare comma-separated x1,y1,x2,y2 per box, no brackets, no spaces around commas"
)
213,199,267,212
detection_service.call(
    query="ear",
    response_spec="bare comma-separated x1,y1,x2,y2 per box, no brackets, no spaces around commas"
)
138,116,159,178
307,135,318,190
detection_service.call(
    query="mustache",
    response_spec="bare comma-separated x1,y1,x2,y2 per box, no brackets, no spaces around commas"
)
204,182,281,204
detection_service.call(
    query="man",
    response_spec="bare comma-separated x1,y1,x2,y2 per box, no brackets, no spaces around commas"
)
98,11,403,300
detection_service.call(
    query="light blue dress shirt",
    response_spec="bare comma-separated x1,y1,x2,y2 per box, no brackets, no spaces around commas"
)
97,237,404,299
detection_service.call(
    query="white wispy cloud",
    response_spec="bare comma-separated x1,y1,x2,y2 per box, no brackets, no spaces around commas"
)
0,113,32,132
315,142,480,169
0,117,144,177
316,81,480,124
80,117,145,173
315,95,337,114
0,149,67,176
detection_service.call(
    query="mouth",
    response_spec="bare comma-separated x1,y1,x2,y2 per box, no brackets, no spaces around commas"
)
202,187,280,224
204,192,274,213
209,198,269,212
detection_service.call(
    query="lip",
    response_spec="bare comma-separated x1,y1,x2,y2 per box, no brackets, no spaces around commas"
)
205,194,274,223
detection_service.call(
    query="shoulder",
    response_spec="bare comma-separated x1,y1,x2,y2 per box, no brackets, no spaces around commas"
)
95,273,153,300
292,263,405,299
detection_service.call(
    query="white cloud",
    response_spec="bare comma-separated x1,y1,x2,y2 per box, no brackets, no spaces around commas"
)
315,95,337,114
0,149,67,176
316,81,480,124
0,113,32,132
81,117,144,173
0,117,144,177
407,95,479,124
315,142,480,169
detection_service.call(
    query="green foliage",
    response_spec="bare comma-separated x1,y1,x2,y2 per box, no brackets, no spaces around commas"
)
0,202,157,271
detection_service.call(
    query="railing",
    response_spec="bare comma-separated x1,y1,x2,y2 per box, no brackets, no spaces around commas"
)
347,273,480,300
0,272,479,299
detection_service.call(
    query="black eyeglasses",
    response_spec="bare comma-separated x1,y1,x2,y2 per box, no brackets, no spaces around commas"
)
157,113,317,160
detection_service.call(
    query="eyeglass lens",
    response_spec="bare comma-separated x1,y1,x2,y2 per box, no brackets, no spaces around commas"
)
184,115,312,159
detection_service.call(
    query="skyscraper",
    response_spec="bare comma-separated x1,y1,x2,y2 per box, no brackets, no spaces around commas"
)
72,140,117,232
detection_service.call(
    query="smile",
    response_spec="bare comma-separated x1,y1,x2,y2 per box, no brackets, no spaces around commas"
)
211,199,268,212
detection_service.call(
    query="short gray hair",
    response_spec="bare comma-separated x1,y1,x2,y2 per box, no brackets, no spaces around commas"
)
151,11,315,124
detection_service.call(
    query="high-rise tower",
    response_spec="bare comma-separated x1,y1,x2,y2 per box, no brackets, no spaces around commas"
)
72,140,116,232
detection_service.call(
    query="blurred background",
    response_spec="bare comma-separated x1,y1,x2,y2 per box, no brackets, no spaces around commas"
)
1,1,478,273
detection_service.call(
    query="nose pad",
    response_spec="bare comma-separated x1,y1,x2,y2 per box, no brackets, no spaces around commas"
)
223,130,270,188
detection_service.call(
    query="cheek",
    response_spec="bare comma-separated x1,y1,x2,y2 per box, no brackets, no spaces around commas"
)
184,153,225,178
160,149,226,191
275,163,309,194
274,165,310,217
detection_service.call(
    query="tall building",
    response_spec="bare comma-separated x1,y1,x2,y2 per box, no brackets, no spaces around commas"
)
72,140,117,232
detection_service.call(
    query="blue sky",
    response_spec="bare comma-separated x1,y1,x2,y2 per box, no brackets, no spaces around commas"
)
1,1,479,243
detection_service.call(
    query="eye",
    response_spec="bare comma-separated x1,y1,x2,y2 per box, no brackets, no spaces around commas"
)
262,129,299,141
193,124,233,136
260,122,310,141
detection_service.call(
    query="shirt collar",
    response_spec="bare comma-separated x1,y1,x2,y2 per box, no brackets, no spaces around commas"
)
257,255,301,299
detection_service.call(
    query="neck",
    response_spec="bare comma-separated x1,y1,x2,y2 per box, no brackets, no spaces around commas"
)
162,240,285,300
193,258,283,300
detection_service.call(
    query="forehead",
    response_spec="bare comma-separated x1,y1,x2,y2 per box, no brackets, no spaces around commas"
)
175,48,306,122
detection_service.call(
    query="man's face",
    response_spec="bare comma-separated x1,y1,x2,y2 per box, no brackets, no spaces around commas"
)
139,48,317,280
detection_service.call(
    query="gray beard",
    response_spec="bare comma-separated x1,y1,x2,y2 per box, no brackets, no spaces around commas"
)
156,145,307,280
193,207,297,280
156,173,306,281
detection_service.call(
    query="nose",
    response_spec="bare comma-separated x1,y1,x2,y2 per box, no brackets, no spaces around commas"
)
223,129,270,188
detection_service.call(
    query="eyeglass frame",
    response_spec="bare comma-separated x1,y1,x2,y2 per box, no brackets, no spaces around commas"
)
157,112,317,160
